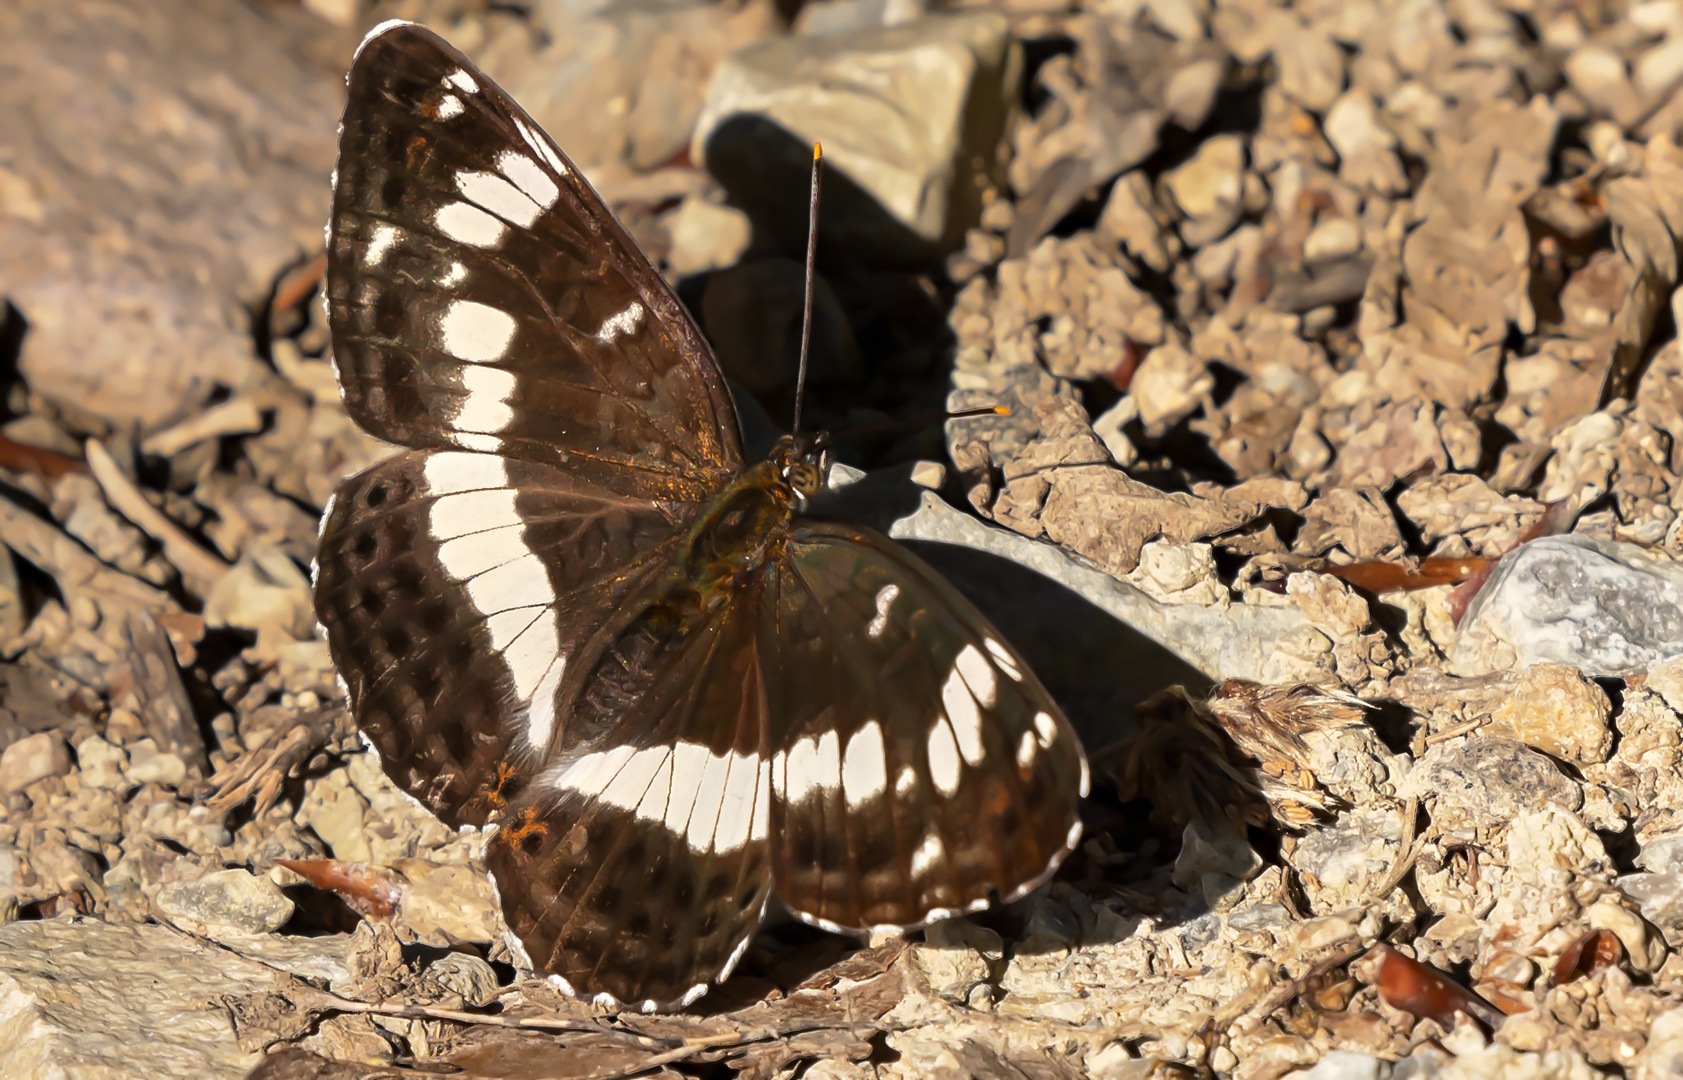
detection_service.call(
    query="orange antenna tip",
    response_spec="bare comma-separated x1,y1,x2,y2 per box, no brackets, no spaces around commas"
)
813,141,823,160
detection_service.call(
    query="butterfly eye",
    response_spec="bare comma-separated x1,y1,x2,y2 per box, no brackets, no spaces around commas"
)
788,462,821,497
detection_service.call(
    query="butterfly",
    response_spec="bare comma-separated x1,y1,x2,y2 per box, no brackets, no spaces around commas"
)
313,20,1089,1012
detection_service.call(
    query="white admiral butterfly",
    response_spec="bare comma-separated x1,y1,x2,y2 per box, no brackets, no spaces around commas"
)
314,20,1088,1011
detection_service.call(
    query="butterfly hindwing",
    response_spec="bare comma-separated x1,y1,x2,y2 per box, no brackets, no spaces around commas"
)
761,521,1088,931
485,582,775,1009
327,22,742,500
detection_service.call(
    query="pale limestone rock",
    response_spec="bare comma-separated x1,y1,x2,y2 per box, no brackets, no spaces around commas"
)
155,868,294,937
693,12,1015,262
0,733,70,795
664,195,752,275
0,918,294,1078
1162,134,1246,247
1484,664,1613,766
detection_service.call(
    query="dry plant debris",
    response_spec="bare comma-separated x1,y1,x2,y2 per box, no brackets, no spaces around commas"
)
9,0,1683,1076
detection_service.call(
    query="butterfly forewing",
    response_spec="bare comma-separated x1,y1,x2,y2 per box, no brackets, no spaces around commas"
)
762,522,1087,932
327,23,742,499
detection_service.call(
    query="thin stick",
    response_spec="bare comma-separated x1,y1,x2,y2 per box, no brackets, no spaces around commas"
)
792,142,823,437
85,438,229,594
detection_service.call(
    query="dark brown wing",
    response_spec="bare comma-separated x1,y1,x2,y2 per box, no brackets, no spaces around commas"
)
325,22,742,500
760,521,1088,931
314,449,690,828
485,578,774,1010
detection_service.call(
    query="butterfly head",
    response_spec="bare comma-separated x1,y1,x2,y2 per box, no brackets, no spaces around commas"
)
770,431,832,501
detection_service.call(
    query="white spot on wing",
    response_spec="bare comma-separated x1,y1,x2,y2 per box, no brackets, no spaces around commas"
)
436,521,527,579
428,488,517,540
1033,711,1058,749
941,668,985,766
514,116,569,177
721,932,754,981
927,717,961,796
440,261,467,287
1079,755,1090,798
453,432,501,452
548,745,636,798
498,150,559,210
785,730,841,806
711,751,759,855
954,644,997,708
440,299,517,363
437,93,463,120
895,765,916,795
910,830,944,877
785,737,818,804
595,301,645,343
456,169,543,228
841,720,887,809
434,201,506,248
664,742,710,835
465,552,553,619
446,68,479,93
363,222,400,267
451,363,516,434
751,758,771,842
634,750,673,823
500,617,560,706
591,747,665,812
424,451,506,495
1066,820,1084,848
685,750,732,854
524,659,563,756
1016,730,1036,769
866,584,898,639
984,637,1022,681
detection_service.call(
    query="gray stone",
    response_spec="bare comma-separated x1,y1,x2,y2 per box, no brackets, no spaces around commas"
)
692,12,1016,264
1618,871,1683,945
1410,738,1581,834
1172,821,1261,910
1453,534,1683,677
419,951,501,1008
155,869,295,937
0,732,70,794
0,917,296,1078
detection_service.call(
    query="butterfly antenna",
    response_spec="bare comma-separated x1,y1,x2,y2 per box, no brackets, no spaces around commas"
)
792,142,823,438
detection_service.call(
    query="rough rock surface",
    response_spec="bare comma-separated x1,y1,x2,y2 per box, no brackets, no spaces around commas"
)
8,0,1683,1076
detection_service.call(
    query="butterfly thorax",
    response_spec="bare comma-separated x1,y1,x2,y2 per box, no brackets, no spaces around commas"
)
569,449,805,740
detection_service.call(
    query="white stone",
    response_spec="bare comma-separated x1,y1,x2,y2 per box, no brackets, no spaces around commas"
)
665,196,751,276
0,734,70,795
